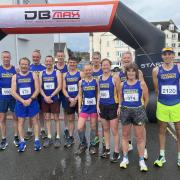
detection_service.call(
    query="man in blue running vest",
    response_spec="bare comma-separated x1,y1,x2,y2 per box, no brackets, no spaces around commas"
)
0,51,19,150
153,47,180,167
11,57,41,152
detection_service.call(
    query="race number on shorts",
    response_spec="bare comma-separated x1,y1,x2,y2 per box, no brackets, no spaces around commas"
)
68,84,78,92
19,87,31,96
100,90,110,99
84,97,96,105
1,88,11,95
161,85,177,95
124,93,139,102
44,82,55,90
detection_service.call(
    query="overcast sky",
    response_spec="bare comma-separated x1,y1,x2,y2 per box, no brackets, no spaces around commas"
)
50,0,180,51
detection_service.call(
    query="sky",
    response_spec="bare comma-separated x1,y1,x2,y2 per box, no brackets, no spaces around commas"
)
50,0,180,52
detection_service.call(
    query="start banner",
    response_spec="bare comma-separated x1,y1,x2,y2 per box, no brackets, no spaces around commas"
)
0,1,118,34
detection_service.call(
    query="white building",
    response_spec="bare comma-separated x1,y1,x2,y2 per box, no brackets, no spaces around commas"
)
89,20,180,64
89,32,135,64
0,0,54,65
152,20,180,60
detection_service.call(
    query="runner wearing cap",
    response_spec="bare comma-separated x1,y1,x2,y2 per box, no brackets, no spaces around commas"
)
153,47,180,167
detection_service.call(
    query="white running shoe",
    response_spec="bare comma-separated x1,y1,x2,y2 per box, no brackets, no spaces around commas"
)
139,160,148,172
120,157,129,169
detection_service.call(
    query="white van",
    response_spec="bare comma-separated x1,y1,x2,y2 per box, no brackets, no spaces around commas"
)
111,61,121,72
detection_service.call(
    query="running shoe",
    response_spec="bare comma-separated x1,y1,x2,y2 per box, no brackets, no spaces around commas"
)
34,140,41,151
89,144,98,155
154,155,166,167
54,138,61,148
13,136,19,147
93,136,100,146
25,131,33,140
177,159,180,167
144,148,148,160
110,152,121,163
43,138,53,148
40,130,47,139
128,143,133,152
100,148,110,159
18,141,26,152
64,136,74,148
120,157,129,169
64,129,70,140
75,144,87,155
0,139,8,150
139,160,148,172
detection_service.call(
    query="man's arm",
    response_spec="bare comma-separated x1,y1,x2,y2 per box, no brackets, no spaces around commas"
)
11,74,24,103
50,71,62,98
152,67,159,96
31,72,40,99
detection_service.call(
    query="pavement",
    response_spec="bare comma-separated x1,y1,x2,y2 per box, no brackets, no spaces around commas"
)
0,120,179,180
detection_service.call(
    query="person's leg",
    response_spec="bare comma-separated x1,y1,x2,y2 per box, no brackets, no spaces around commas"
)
110,118,119,153
31,114,40,140
12,113,19,146
90,116,97,145
18,118,25,141
0,113,6,140
100,118,111,158
44,113,51,138
134,125,148,171
31,114,41,151
0,112,8,150
174,122,180,166
122,125,131,156
120,124,131,168
134,125,145,158
159,121,167,157
17,117,27,152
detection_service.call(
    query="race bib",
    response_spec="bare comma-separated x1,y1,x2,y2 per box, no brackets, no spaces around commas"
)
124,93,139,102
161,85,177,95
100,90,110,99
84,97,96,105
1,88,11,95
68,84,78,92
19,87,31,96
44,82,55,90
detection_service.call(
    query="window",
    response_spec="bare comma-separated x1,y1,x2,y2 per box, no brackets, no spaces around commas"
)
178,43,180,47
172,34,176,39
116,51,123,57
116,51,119,56
178,52,180,56
172,43,176,48
107,41,109,47
107,52,110,57
115,40,123,47
169,24,174,31
166,34,168,38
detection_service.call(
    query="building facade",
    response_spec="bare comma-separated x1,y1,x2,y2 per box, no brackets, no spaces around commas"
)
0,0,54,65
89,20,180,64
89,32,135,64
152,20,180,61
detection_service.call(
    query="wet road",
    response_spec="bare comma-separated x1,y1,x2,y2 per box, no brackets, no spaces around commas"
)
0,121,179,180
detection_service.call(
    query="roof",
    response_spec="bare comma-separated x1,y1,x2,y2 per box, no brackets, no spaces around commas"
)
151,19,179,33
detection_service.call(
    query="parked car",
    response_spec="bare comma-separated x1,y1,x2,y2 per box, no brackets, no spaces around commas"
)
111,61,121,72
77,59,90,71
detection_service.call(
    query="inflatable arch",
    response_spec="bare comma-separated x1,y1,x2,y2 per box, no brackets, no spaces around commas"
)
0,0,165,121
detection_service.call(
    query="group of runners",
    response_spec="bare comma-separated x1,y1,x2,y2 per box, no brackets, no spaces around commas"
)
0,47,179,171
